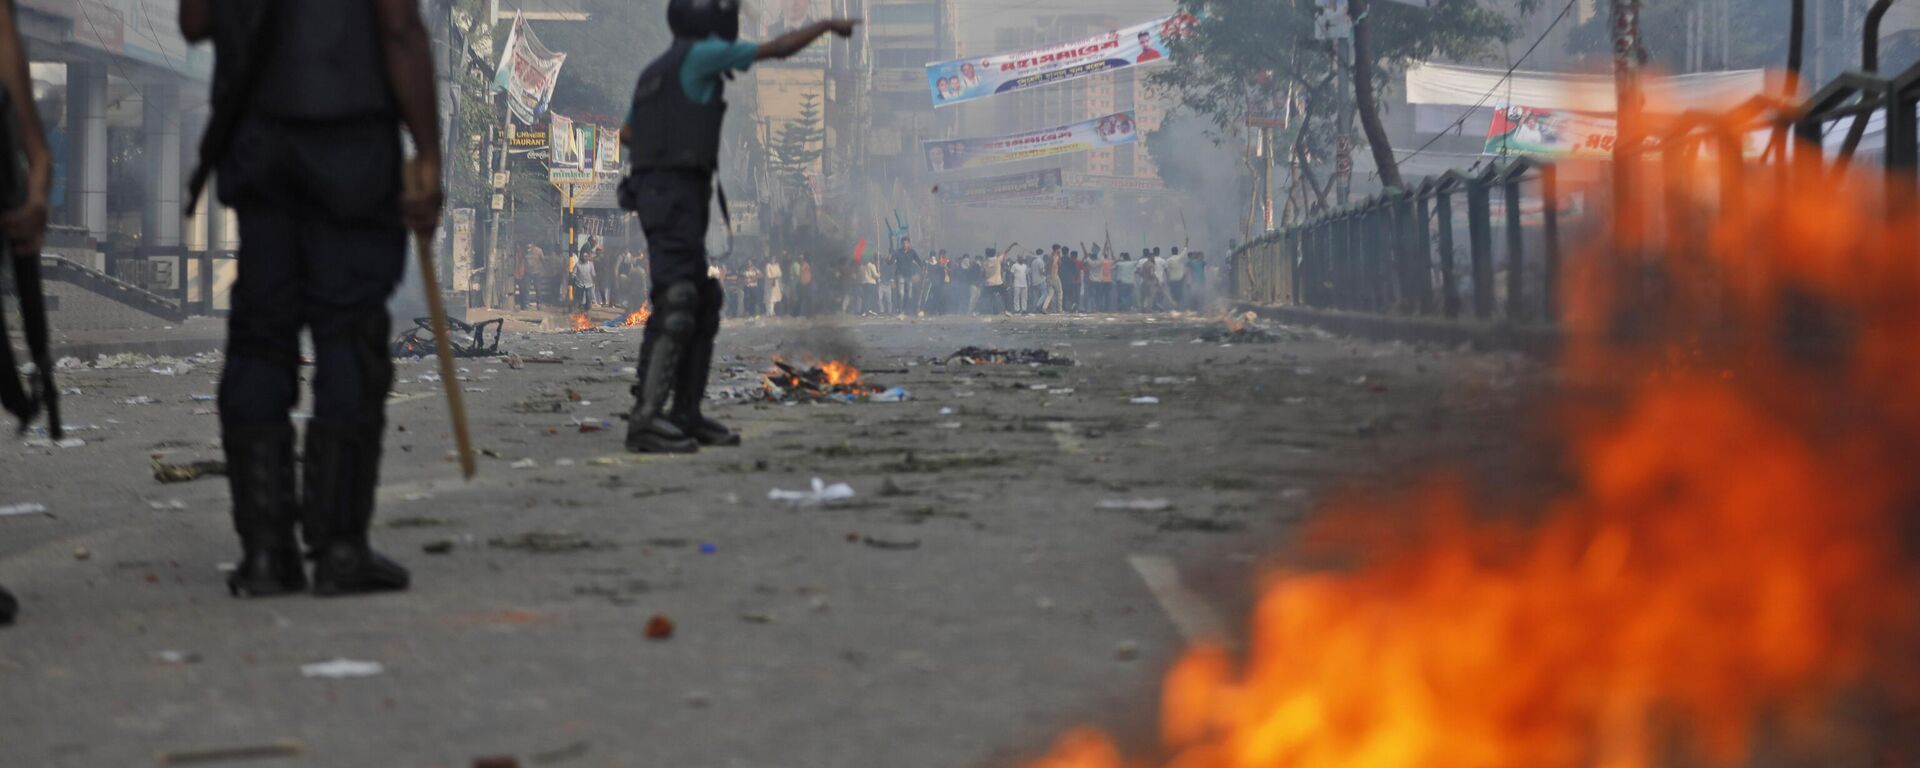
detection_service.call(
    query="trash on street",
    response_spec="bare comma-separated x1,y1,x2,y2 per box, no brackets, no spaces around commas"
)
768,478,856,506
1097,498,1172,511
0,502,51,517
941,346,1075,366
299,658,385,679
154,459,227,484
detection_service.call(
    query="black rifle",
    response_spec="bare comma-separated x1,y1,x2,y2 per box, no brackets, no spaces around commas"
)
0,87,58,438
184,0,283,216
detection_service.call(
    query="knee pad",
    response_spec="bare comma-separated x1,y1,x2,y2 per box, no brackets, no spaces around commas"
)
658,281,699,341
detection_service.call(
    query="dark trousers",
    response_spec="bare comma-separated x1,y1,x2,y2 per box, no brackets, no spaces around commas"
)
216,117,405,431
626,170,712,289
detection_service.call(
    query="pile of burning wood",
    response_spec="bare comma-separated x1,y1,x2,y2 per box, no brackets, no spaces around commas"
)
754,357,885,403
941,346,1075,367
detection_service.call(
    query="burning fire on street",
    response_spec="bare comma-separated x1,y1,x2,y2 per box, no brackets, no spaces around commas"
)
568,313,593,332
1020,144,1920,764
623,303,652,327
757,356,886,402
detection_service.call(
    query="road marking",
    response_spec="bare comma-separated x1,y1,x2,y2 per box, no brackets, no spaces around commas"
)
1128,554,1230,642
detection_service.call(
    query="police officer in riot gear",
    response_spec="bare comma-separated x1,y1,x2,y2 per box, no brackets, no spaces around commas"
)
180,0,442,597
619,0,857,453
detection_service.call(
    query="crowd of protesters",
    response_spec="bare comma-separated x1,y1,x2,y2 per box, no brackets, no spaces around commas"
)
509,232,1224,320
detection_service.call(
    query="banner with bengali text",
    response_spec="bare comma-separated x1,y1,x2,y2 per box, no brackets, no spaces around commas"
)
925,15,1190,108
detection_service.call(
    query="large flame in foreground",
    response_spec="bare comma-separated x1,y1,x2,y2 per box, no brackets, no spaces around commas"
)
1026,154,1920,764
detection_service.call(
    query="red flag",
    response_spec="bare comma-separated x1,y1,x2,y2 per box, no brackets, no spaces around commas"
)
853,238,868,263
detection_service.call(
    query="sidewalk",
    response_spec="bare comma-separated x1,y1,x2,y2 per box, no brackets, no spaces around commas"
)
33,316,228,360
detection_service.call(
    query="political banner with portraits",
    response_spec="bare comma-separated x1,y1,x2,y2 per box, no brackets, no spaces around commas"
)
1482,104,1617,158
925,15,1189,108
923,111,1139,173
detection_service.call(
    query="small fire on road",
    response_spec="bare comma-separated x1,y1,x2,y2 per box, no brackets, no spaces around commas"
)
623,304,652,327
568,313,593,332
1021,139,1920,764
759,357,882,401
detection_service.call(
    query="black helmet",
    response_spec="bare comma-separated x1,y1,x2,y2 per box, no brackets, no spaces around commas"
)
668,0,741,40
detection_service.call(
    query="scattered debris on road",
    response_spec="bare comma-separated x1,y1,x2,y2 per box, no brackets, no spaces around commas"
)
487,531,611,553
768,478,856,506
158,742,304,766
154,459,226,484
861,536,922,551
0,502,51,517
941,346,1075,366
299,658,385,679
1097,498,1171,512
645,614,675,640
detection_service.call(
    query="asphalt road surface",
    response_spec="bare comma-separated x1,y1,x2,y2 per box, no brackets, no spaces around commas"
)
1,311,1534,767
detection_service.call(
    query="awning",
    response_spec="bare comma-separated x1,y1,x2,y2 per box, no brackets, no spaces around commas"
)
1405,62,1768,113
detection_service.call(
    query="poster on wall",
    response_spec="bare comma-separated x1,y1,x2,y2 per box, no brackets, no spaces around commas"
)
595,125,623,175
1483,104,1618,158
923,111,1138,173
925,15,1190,108
550,114,583,169
493,12,568,124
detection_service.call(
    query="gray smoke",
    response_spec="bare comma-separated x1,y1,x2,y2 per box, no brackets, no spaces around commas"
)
1144,111,1251,254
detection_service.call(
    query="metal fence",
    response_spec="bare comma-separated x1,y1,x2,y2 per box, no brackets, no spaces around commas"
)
1234,59,1920,324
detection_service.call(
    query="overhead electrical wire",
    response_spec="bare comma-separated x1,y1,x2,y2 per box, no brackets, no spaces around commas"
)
1393,0,1578,171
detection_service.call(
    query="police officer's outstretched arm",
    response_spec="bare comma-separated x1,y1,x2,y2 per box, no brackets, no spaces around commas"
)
0,0,50,255
371,0,444,236
755,18,860,61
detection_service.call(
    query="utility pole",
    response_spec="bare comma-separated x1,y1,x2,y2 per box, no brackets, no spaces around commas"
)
1611,0,1645,243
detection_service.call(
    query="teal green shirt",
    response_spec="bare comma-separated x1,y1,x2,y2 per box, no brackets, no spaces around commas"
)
680,37,759,104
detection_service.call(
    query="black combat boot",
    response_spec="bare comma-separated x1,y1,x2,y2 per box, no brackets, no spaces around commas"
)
625,328,698,453
303,420,410,596
671,331,740,446
224,422,309,597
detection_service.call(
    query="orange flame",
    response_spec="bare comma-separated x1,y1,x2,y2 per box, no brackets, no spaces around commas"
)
569,313,592,332
1023,127,1920,765
623,303,653,327
819,359,861,387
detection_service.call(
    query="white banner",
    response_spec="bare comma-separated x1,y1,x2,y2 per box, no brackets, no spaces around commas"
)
493,12,568,124
925,15,1191,108
924,111,1139,173
594,125,622,175
550,114,584,169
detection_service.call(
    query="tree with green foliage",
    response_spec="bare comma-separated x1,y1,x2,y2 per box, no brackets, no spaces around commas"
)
1562,0,1788,75
772,93,825,188
1152,0,1522,208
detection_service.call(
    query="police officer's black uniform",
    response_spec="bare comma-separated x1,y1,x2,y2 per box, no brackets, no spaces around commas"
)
210,0,410,596
620,0,747,454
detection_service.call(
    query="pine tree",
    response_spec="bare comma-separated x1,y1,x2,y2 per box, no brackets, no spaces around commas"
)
773,93,825,188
